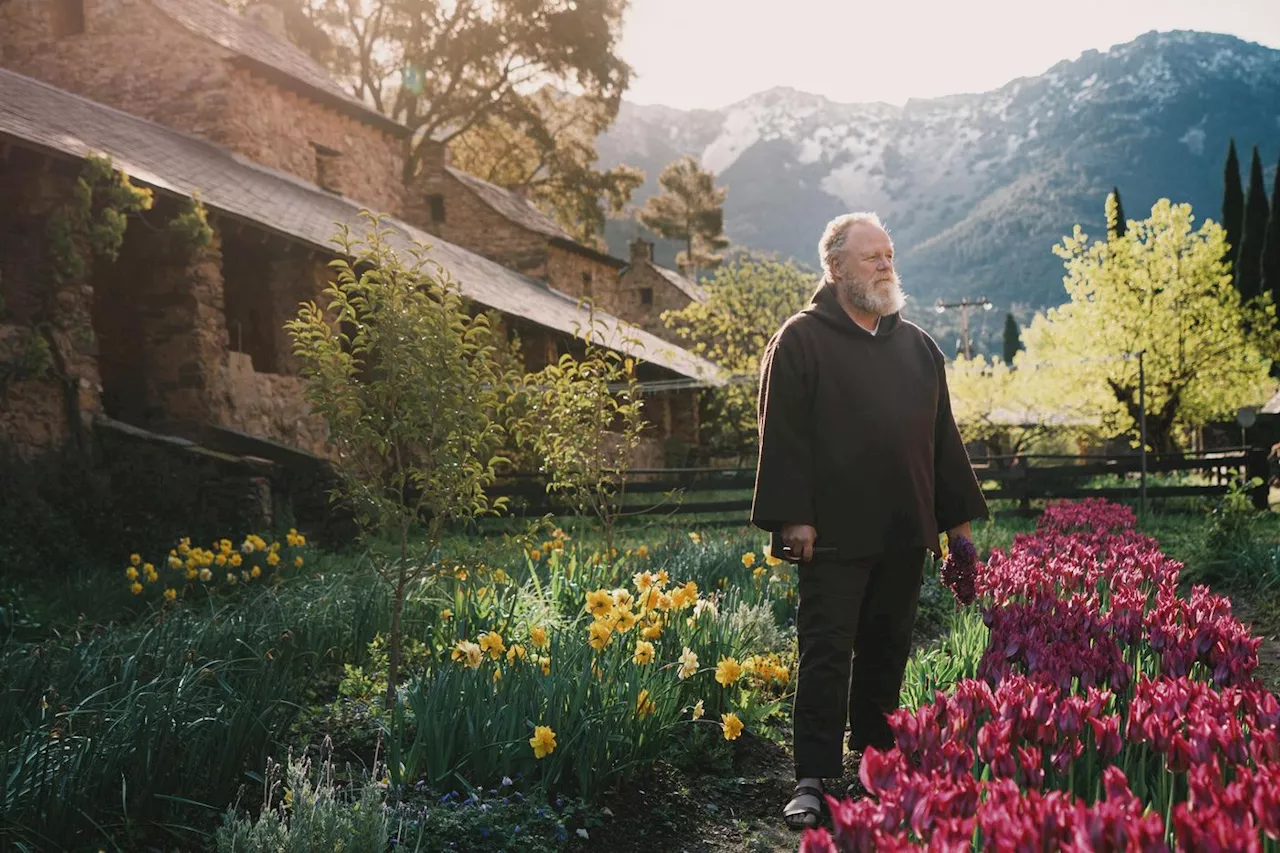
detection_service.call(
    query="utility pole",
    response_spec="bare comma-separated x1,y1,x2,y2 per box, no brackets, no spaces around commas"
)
935,296,994,358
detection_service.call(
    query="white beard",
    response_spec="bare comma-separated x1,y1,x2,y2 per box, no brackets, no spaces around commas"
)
840,270,906,316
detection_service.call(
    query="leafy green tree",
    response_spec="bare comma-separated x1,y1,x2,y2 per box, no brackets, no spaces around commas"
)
946,354,1074,459
447,89,643,246
1001,312,1023,365
1223,139,1245,277
286,214,516,709
1020,199,1276,452
1237,145,1270,302
274,0,633,230
638,156,730,279
663,259,812,461
519,312,646,555
1106,186,1127,240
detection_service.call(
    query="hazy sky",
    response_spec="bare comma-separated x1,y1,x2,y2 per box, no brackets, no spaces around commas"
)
619,0,1280,109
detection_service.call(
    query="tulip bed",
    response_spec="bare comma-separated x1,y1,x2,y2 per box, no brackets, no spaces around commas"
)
803,498,1280,852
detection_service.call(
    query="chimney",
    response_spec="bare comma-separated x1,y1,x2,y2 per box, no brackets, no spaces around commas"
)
423,139,451,173
244,4,289,40
629,238,654,264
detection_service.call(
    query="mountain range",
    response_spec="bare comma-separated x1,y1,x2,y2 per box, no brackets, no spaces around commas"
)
597,30,1280,354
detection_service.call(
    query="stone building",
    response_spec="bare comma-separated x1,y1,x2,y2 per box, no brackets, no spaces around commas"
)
0,0,719,471
617,238,705,341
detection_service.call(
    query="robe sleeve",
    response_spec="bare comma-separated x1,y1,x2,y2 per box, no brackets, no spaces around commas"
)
932,347,990,533
750,326,816,532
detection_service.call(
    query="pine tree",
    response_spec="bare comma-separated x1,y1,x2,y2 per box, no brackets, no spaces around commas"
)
1236,145,1269,302
1223,139,1245,276
1263,150,1280,317
1002,312,1023,364
637,156,730,279
1106,186,1127,239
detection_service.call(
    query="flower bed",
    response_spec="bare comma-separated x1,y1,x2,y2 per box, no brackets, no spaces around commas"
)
803,498,1280,852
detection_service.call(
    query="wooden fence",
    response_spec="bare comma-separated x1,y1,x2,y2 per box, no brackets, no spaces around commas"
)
490,447,1270,521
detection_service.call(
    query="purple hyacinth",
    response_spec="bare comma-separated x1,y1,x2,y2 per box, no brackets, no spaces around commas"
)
942,535,979,606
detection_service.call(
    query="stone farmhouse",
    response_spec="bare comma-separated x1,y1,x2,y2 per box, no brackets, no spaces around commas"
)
0,0,717,473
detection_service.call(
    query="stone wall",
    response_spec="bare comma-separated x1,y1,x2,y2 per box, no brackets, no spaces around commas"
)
223,352,329,455
404,165,549,278
544,244,625,312
617,248,698,342
0,0,404,214
220,68,403,214
0,0,230,141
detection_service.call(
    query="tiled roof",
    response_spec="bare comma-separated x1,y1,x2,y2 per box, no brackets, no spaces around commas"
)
147,0,406,136
651,263,707,303
0,69,722,385
445,166,571,240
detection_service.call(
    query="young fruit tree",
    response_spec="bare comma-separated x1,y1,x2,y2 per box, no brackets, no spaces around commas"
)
286,214,516,709
1020,199,1277,452
519,311,646,556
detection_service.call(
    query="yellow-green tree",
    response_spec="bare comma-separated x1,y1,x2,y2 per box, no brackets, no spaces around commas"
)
638,156,730,279
1020,199,1276,452
286,214,516,709
663,259,812,461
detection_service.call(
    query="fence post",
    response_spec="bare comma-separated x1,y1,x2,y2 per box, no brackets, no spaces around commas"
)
1246,446,1270,511
1019,463,1032,516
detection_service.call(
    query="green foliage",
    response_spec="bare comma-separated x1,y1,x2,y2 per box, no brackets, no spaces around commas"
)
1223,138,1245,274
1020,198,1277,451
1263,151,1280,318
167,191,215,250
1106,186,1127,240
637,155,730,279
46,154,153,284
1001,311,1023,365
519,311,645,553
662,258,812,460
1205,474,1264,555
286,212,516,707
215,752,389,853
1237,145,1269,301
900,607,990,711
0,327,54,388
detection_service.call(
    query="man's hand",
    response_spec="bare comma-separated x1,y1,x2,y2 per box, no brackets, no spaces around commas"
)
946,522,973,544
781,523,818,563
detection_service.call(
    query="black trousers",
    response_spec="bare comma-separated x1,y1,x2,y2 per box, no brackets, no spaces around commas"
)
792,547,927,779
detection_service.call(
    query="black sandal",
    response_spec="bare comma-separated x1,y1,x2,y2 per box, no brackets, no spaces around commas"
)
783,783,825,830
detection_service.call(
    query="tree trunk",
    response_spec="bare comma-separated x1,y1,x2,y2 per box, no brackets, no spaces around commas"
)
384,526,410,712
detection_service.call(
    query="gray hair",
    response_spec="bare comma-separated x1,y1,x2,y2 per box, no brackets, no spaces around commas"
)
819,212,887,282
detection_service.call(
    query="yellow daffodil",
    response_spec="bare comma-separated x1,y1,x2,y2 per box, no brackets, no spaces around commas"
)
479,631,506,660
692,699,705,720
251,566,262,579
530,725,557,759
677,647,699,680
722,712,744,741
765,553,783,567
441,609,453,620
773,664,790,684
185,568,198,581
294,556,304,568
637,586,661,612
633,640,655,666
506,644,527,664
588,619,614,651
130,581,143,595
688,532,702,545
125,566,139,581
633,570,656,591
167,556,183,570
636,544,650,559
266,552,281,567
693,599,718,621
230,553,243,568
529,549,541,561
493,667,502,682
741,552,756,568
538,655,551,676
130,553,141,567
715,657,744,687
655,592,674,611
636,688,655,717
452,640,483,669
163,588,177,601
219,538,233,555
614,608,638,634
226,573,237,585
611,588,634,610
585,589,613,618
214,553,227,567
753,566,766,579
530,626,548,648
178,537,191,556
641,622,663,640
199,568,213,582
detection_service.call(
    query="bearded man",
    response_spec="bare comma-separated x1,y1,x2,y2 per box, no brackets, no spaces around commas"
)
750,212,988,830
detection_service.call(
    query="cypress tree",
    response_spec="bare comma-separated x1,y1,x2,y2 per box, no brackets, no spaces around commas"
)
1237,145,1269,302
1106,186,1127,239
1002,312,1023,364
1263,150,1280,314
1223,139,1244,275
